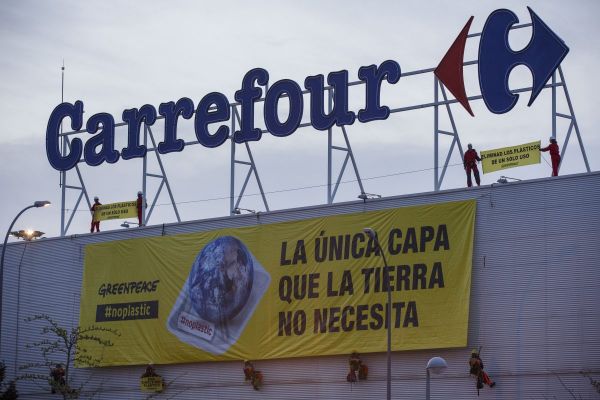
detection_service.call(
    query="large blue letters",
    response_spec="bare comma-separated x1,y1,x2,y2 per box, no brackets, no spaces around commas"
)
478,7,569,114
264,79,303,137
46,101,84,171
158,98,194,153
305,70,355,131
84,113,119,166
234,68,269,143
195,92,230,148
358,60,401,122
121,105,157,159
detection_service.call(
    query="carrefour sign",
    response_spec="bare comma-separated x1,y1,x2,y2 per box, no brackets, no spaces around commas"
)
46,7,568,171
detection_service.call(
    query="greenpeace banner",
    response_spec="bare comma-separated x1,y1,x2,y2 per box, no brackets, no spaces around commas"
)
480,140,541,174
94,201,138,221
80,200,476,366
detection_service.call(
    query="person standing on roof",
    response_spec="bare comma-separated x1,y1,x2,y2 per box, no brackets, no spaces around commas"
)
136,191,146,227
464,143,482,187
90,196,102,233
540,137,561,176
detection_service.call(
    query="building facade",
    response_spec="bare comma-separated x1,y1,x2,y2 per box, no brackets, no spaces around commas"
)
1,172,599,399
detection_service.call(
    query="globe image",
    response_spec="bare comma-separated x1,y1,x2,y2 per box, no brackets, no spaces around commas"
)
188,236,254,323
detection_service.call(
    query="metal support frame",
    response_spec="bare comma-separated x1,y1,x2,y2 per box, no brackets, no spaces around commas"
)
59,137,92,236
552,66,591,174
143,125,181,224
229,106,270,215
433,78,465,191
327,88,367,204
58,23,591,234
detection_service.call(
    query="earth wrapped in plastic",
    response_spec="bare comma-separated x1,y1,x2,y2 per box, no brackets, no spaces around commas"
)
188,236,254,323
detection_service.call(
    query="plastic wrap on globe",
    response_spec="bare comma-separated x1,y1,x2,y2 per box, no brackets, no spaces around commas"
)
167,236,270,355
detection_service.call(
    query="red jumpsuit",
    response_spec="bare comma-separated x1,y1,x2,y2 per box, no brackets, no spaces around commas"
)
540,142,561,176
90,201,101,233
464,149,481,187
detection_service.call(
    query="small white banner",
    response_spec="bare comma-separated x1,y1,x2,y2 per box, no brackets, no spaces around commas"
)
177,312,215,341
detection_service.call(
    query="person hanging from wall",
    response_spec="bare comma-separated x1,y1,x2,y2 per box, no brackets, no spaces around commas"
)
136,191,147,227
469,349,495,394
347,352,368,383
464,143,482,187
243,360,263,390
540,137,561,177
50,363,66,394
141,364,158,378
90,196,102,233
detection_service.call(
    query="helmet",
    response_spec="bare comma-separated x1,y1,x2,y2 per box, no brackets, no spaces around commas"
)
138,191,143,195
94,196,99,201
471,348,479,355
468,143,473,149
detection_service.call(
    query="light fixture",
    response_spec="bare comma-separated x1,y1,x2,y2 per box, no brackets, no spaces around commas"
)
358,192,381,201
34,200,51,208
426,356,448,400
120,222,130,228
233,207,256,215
496,176,521,184
363,227,392,400
10,229,45,241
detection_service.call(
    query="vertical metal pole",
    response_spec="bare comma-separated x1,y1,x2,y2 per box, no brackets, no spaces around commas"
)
142,125,148,225
377,239,392,400
0,205,36,349
425,369,431,400
230,105,236,215
552,72,556,139
60,62,66,237
327,88,333,204
433,77,439,191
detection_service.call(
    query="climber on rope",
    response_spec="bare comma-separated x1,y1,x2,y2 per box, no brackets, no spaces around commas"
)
243,360,263,390
469,348,495,394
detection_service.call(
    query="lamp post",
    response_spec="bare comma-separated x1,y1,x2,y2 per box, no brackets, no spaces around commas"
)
426,356,448,400
0,200,51,347
363,227,392,400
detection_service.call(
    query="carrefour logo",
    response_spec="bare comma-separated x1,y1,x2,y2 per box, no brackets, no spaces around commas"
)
46,7,568,172
435,6,569,116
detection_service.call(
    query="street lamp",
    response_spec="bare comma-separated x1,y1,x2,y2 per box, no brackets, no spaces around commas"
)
0,200,51,346
10,229,45,241
358,192,381,201
233,207,256,215
363,227,392,400
496,176,522,184
426,356,448,400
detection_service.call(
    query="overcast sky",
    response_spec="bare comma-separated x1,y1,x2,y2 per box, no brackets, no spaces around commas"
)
0,0,598,240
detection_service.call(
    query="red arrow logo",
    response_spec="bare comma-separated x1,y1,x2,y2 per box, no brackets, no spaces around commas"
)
434,16,474,116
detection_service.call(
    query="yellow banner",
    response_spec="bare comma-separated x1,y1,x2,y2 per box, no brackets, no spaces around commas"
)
480,141,541,174
94,201,138,221
80,200,476,366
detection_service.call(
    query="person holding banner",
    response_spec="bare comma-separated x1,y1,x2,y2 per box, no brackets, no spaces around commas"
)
464,143,482,187
540,137,561,176
90,196,102,233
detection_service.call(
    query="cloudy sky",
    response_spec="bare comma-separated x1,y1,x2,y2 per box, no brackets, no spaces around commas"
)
0,0,598,239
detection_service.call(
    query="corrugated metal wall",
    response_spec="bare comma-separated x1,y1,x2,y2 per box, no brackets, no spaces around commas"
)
1,172,599,399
